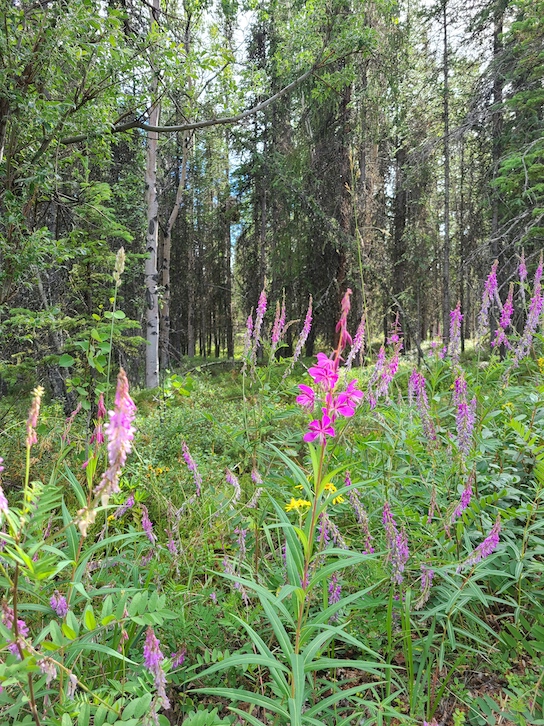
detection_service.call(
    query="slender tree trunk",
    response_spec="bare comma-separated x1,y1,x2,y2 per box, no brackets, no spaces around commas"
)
160,134,189,370
144,0,161,387
441,0,451,345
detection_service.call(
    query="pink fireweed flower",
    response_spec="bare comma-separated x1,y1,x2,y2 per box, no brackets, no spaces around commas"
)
226,468,241,503
308,352,339,391
94,369,136,508
303,414,335,444
345,312,365,370
284,297,312,378
181,441,202,497
50,591,69,618
323,391,356,421
26,385,45,448
296,384,315,409
143,627,170,709
492,283,514,349
449,302,463,365
459,516,501,571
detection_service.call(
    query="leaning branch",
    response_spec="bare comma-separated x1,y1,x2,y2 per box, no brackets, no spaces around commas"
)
60,65,317,145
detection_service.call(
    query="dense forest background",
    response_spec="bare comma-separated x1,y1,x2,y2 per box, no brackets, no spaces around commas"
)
1,0,542,393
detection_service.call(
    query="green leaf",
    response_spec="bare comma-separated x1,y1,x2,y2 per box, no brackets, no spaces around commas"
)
113,310,126,319
83,607,96,631
59,354,76,367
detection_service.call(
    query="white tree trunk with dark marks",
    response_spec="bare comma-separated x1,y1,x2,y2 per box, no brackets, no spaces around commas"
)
144,0,161,388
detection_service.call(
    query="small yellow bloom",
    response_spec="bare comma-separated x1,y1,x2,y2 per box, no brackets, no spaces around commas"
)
332,495,345,505
294,484,304,490
324,482,337,493
285,498,311,512
107,515,115,521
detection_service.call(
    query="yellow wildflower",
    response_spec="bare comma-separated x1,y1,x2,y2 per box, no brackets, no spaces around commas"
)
324,482,337,493
294,484,304,490
332,495,345,505
285,498,311,512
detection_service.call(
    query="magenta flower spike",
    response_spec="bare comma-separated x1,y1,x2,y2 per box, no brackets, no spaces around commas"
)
270,294,286,357
94,369,136,508
308,352,339,392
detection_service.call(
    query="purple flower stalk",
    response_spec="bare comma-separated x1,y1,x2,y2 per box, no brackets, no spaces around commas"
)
50,591,69,618
270,295,286,357
283,297,312,378
247,487,263,508
454,373,476,459
235,527,248,561
94,369,136,509
519,249,527,306
62,402,82,442
345,312,366,370
449,302,463,365
26,386,45,448
226,468,241,503
241,312,253,374
181,441,202,497
459,516,501,571
114,493,135,519
415,565,435,609
408,369,436,441
140,504,157,544
38,657,57,686
348,488,374,554
143,627,170,709
451,474,474,523
383,503,409,585
328,572,342,620
513,254,543,367
320,512,348,549
170,647,186,668
90,394,106,445
250,289,267,370
477,260,500,339
492,284,514,349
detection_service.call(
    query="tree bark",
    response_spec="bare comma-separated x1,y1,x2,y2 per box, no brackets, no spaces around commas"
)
441,0,451,345
144,0,161,388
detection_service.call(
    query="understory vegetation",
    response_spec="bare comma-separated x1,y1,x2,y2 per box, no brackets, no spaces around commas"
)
0,259,543,726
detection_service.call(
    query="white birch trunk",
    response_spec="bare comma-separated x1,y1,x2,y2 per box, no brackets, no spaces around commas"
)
144,0,161,388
